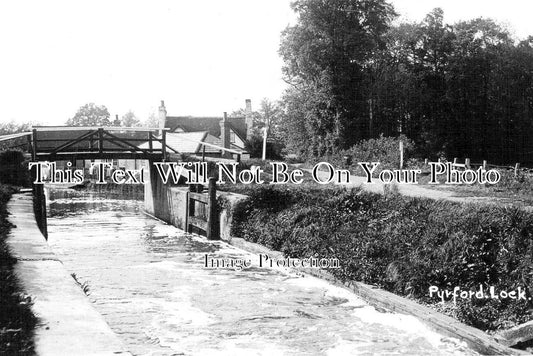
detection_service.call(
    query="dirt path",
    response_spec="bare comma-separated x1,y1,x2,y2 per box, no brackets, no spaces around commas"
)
307,169,531,210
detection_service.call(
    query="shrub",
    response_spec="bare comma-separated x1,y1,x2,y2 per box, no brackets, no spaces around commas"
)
233,186,533,331
244,134,283,160
319,134,415,175
0,150,30,186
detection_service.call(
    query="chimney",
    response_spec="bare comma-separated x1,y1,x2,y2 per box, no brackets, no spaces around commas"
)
158,100,167,135
245,99,253,140
220,112,231,158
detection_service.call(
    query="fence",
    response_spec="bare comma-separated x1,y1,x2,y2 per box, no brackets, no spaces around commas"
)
424,158,522,177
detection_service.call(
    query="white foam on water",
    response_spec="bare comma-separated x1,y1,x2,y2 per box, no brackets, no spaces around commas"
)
195,337,289,356
142,288,218,353
131,260,181,271
286,274,367,308
326,336,373,356
353,307,472,353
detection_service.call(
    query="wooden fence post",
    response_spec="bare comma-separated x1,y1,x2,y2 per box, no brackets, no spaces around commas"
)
32,128,37,161
187,190,195,234
465,158,471,169
207,177,219,240
482,160,487,170
162,130,167,161
399,141,404,169
515,163,520,178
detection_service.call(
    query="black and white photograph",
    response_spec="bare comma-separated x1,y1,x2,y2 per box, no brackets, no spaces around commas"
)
1,0,533,355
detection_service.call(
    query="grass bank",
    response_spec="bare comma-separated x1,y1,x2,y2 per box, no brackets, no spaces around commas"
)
0,184,37,354
226,185,533,332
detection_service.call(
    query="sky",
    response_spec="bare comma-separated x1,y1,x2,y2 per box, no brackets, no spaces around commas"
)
0,0,532,126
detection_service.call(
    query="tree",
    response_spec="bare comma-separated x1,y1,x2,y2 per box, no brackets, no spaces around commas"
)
0,121,34,135
67,103,111,126
120,110,141,127
143,111,159,128
279,0,397,155
257,99,282,137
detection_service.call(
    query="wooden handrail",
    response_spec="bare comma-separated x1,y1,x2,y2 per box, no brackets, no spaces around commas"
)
32,126,169,132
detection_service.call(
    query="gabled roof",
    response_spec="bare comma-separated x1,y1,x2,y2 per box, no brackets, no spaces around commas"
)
165,116,247,141
139,132,220,154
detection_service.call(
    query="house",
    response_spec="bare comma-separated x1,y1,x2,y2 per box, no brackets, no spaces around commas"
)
157,100,253,159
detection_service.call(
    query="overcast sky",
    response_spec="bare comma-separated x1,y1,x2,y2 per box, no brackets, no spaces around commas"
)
0,1,532,126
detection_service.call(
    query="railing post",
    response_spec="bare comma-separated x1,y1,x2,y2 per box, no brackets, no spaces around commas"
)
207,177,218,240
162,130,167,161
465,158,471,169
185,191,190,233
187,189,195,233
98,128,104,154
32,128,37,161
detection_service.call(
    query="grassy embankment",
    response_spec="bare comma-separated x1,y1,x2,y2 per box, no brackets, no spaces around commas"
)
0,184,37,354
221,185,533,333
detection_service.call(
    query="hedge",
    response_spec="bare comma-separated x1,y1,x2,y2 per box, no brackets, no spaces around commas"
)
228,186,533,331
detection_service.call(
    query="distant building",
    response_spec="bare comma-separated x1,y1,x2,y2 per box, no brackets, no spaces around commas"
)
157,100,252,159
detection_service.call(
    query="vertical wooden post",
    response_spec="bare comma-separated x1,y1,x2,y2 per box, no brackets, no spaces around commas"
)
399,141,404,169
148,132,153,152
424,158,428,165
98,128,104,154
184,191,190,233
262,126,267,161
32,129,37,161
465,158,471,169
162,130,167,161
202,145,205,162
187,190,195,234
207,177,218,240
514,163,520,178
483,160,487,170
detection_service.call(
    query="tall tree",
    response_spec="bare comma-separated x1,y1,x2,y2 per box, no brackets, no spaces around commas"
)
67,103,111,126
143,111,159,128
279,0,396,156
120,110,141,127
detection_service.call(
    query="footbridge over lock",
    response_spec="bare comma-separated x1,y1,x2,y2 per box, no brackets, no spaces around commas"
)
0,126,228,241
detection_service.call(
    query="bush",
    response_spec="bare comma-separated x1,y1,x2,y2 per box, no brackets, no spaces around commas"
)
244,135,283,160
233,186,533,331
320,134,415,175
0,150,30,186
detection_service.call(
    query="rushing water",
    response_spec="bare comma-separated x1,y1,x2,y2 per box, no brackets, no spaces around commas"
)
46,188,476,356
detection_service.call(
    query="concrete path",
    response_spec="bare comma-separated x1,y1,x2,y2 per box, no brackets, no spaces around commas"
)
5,192,131,356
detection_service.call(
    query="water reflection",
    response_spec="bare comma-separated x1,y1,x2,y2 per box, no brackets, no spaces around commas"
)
46,188,476,356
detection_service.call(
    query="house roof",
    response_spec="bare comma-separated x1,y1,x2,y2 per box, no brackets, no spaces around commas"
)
139,132,220,154
164,116,247,141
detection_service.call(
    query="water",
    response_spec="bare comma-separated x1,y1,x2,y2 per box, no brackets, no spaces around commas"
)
46,189,476,356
